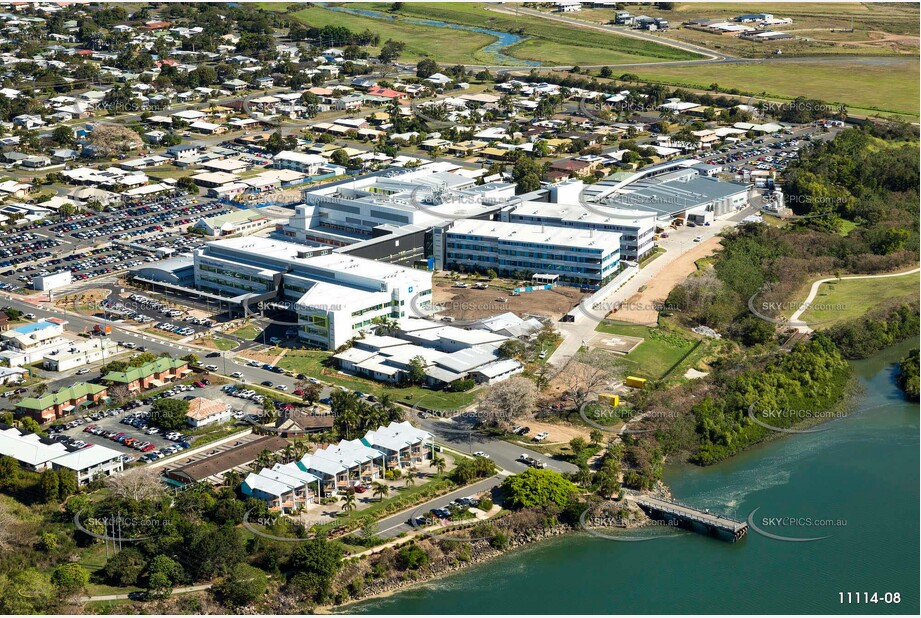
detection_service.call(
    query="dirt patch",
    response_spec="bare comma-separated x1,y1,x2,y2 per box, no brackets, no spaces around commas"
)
237,348,283,365
432,279,586,322
612,237,722,325
509,418,592,445
54,288,111,313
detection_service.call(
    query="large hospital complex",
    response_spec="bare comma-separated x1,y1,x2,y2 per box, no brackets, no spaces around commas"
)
135,159,752,350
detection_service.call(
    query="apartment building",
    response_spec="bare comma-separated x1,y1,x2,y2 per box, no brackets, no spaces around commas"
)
16,382,108,423
102,357,191,392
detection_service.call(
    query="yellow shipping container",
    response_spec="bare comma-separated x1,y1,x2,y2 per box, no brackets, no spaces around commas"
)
625,376,647,389
598,393,620,407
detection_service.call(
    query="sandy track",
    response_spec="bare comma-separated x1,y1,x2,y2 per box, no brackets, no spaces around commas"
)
612,236,723,325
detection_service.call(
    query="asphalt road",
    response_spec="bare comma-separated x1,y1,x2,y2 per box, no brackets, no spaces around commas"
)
375,475,504,539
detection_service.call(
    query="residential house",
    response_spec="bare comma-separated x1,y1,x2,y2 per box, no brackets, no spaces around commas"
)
51,443,123,485
185,397,231,427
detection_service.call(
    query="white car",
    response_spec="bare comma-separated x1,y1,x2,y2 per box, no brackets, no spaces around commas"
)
533,432,549,442
204,364,218,371
231,371,243,378
275,384,288,391
693,236,703,242
473,451,490,459
76,368,90,375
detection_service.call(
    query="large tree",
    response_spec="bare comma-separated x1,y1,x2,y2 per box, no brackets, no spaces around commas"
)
477,376,539,427
500,468,579,509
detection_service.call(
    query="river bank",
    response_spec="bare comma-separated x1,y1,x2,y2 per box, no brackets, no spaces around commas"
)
346,338,919,614
326,522,574,614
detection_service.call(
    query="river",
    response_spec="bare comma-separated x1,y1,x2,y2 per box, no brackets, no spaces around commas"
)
348,340,919,614
324,6,541,66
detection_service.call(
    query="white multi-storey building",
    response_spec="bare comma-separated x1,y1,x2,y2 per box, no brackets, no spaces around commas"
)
436,219,622,286
193,237,432,350
281,163,516,247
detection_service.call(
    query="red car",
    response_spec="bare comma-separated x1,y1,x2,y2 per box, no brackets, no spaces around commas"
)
353,484,367,494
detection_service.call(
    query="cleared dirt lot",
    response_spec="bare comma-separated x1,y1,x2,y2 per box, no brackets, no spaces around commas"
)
432,278,586,322
611,237,723,325
508,418,593,445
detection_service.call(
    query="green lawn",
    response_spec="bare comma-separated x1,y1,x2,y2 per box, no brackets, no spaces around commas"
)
798,272,920,327
595,321,700,380
211,336,237,351
396,2,701,63
277,350,477,410
230,324,263,340
631,57,919,119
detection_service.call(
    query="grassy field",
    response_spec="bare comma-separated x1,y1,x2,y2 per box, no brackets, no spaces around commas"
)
798,271,920,327
396,2,701,63
260,3,500,65
211,336,237,351
277,350,477,410
594,321,700,380
562,3,918,55
629,57,919,118
261,2,700,66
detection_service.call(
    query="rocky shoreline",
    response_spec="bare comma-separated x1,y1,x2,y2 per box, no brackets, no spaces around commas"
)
328,524,574,613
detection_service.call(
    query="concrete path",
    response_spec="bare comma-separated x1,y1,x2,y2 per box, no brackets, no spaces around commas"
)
788,267,920,332
78,584,212,603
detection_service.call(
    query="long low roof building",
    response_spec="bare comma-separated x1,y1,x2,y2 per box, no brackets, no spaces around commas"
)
0,425,68,470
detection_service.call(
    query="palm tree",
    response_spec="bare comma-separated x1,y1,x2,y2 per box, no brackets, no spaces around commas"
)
342,488,357,512
432,455,446,476
371,481,390,502
404,469,417,489
223,470,242,488
255,449,275,469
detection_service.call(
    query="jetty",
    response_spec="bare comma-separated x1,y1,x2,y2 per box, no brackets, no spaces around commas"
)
630,495,748,542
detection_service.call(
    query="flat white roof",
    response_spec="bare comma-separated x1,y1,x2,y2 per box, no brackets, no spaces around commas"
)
511,199,656,228
362,421,432,452
448,219,621,251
